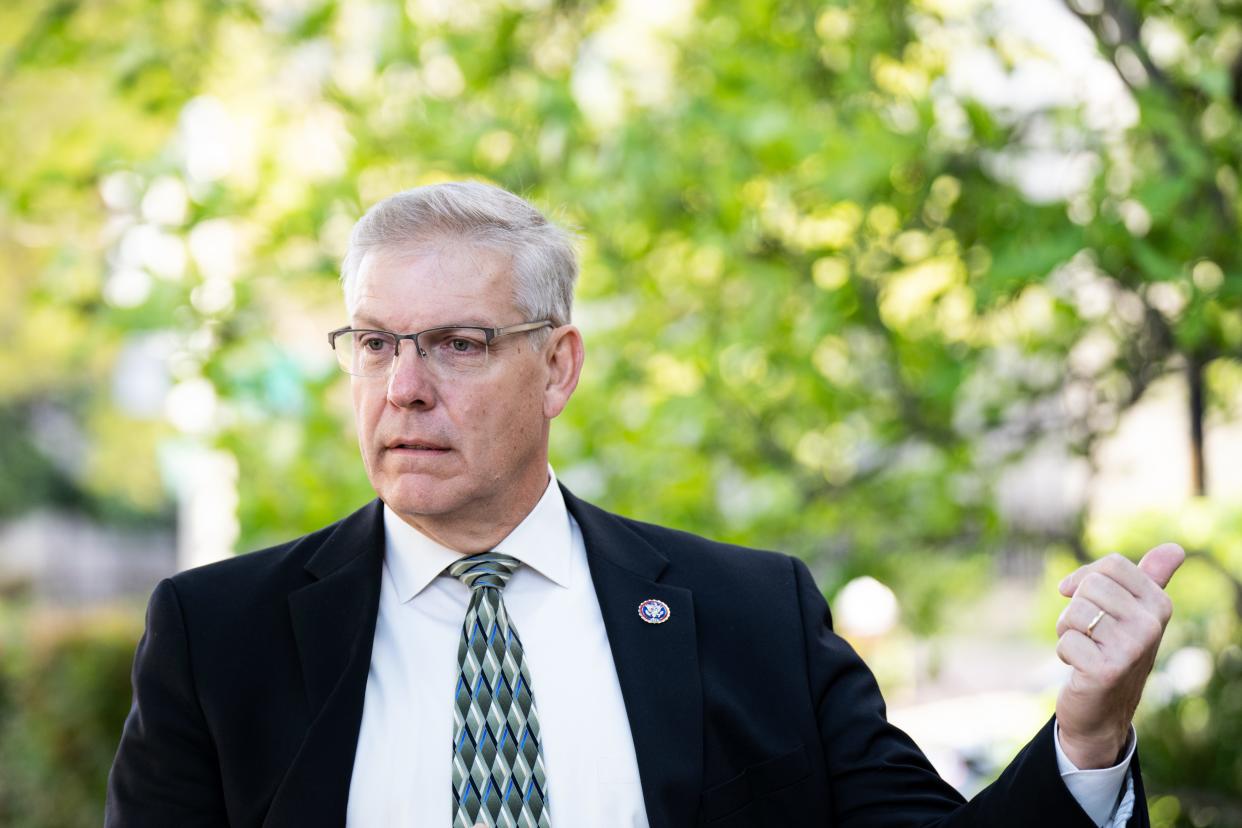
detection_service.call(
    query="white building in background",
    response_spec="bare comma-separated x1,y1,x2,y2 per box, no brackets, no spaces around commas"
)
0,511,174,606
0,442,237,606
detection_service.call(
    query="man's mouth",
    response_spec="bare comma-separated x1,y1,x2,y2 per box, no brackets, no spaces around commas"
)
387,441,450,451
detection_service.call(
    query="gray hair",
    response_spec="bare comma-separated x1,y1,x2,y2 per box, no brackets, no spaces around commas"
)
340,181,578,332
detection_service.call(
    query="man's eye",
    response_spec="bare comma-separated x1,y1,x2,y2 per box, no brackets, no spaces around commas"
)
427,330,487,354
360,336,391,352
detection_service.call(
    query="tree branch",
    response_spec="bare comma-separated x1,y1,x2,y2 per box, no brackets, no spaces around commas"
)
1063,0,1235,229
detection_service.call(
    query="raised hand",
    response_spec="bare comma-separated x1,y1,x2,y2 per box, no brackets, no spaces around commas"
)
1053,543,1185,769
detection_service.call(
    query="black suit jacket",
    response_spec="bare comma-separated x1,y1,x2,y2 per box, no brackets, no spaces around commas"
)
107,489,1148,826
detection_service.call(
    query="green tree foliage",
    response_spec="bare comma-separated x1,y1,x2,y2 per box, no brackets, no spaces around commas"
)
1140,635,1242,827
0,610,141,828
2,0,1241,821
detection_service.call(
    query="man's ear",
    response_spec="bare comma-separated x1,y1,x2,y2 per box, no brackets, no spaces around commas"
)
542,325,584,419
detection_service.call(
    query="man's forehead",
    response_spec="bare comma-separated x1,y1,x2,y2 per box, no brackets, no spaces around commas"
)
364,237,512,275
350,240,518,324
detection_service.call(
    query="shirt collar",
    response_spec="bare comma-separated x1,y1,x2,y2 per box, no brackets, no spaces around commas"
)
382,470,573,603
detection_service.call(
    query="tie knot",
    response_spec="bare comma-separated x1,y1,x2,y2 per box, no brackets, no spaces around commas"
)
448,551,520,592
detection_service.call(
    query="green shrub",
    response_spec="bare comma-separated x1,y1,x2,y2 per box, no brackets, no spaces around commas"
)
0,607,143,828
1139,636,1242,828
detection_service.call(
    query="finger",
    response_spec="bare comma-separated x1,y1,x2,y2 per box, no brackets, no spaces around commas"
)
1059,565,1089,597
1075,571,1138,621
1138,543,1185,589
1090,553,1176,605
1088,553,1177,625
1059,547,1181,600
1059,557,1130,597
1057,596,1105,640
1056,629,1101,670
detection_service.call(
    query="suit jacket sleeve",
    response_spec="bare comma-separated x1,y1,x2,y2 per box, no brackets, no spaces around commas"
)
106,578,229,827
793,558,1149,828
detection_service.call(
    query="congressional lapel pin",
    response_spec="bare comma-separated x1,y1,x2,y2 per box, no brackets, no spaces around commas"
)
637,598,671,624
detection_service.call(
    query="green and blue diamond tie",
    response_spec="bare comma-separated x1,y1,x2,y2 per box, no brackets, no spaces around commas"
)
449,552,550,828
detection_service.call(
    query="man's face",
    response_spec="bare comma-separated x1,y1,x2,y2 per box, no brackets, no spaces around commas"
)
348,240,567,543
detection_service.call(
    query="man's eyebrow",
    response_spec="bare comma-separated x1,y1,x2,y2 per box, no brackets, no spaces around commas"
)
348,316,498,330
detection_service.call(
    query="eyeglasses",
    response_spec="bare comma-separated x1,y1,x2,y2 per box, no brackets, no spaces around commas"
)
328,320,553,378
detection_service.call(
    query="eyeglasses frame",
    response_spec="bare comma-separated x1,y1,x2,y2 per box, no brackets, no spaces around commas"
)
327,319,554,377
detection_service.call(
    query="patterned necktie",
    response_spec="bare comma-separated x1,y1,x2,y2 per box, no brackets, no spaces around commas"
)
449,551,550,828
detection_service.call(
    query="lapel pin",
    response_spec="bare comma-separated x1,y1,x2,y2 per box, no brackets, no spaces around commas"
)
637,598,671,624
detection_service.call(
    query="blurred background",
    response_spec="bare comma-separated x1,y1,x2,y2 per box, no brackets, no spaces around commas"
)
1,0,1240,824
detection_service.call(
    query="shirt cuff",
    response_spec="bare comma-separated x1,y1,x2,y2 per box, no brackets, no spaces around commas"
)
1053,721,1137,827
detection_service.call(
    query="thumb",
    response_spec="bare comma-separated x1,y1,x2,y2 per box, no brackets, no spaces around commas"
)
1138,542,1186,589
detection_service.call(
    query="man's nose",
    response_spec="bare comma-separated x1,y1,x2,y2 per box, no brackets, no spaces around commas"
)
386,344,438,407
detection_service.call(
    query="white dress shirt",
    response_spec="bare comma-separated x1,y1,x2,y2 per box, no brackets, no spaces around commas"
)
347,473,650,827
346,472,1133,826
1055,723,1136,827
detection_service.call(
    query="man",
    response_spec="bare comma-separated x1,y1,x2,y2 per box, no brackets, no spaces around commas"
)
107,181,1182,827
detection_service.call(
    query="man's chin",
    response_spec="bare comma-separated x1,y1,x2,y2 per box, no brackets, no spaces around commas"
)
376,476,462,519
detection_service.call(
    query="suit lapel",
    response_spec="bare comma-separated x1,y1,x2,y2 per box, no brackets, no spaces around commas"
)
265,500,385,827
565,488,704,828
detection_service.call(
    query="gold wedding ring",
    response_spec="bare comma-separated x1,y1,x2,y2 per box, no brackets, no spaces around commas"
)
1086,609,1106,640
